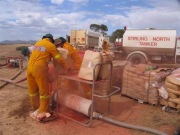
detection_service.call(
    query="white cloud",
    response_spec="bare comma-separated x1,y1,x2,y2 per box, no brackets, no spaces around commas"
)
100,0,180,35
68,0,89,3
104,4,112,7
125,2,180,30
0,0,180,41
51,0,64,5
51,0,88,5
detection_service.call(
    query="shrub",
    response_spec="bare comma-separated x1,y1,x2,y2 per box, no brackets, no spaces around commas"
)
16,46,27,51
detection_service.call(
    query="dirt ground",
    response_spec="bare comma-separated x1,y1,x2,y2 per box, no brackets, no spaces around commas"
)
0,44,180,135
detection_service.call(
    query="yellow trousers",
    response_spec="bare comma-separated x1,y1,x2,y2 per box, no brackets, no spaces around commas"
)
27,65,50,113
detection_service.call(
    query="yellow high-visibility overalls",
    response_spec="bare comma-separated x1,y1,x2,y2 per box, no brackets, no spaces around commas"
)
27,38,68,113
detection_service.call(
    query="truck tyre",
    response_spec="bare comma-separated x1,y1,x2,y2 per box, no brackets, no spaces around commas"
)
127,53,147,64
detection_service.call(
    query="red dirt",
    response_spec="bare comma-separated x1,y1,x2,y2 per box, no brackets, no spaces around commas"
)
0,44,180,135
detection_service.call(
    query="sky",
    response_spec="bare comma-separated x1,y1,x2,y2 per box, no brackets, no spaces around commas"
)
0,0,180,41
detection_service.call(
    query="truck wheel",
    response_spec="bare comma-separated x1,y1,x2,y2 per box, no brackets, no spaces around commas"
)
128,53,147,64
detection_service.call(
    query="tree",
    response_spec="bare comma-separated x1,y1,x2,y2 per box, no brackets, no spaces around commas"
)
100,24,108,35
90,24,108,35
90,24,100,32
109,29,125,43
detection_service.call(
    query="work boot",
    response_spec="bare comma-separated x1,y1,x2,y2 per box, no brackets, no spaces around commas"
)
29,109,52,122
37,112,51,120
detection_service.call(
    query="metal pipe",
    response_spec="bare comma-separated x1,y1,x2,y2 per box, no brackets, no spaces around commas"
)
93,112,167,135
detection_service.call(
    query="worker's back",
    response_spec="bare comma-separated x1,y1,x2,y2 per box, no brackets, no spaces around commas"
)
63,42,82,70
28,38,59,68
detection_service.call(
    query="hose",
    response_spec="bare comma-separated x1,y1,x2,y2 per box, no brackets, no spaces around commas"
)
0,63,7,66
0,77,27,89
16,77,27,83
0,77,27,83
0,56,7,66
93,112,167,135
0,55,27,89
52,91,167,135
0,70,23,89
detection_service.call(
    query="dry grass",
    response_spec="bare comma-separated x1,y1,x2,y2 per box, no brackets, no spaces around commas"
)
0,44,31,57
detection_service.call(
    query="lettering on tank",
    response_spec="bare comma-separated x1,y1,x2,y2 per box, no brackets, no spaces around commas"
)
127,36,172,47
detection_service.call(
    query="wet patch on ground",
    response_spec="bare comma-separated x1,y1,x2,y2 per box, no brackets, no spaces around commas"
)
8,96,30,120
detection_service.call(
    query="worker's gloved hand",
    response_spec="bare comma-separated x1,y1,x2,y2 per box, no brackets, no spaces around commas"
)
48,62,56,82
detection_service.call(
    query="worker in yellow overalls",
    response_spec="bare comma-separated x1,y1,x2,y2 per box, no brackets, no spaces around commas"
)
54,37,91,99
102,39,110,52
27,34,69,122
55,37,82,70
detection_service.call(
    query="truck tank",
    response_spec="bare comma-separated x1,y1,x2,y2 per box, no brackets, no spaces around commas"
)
122,29,176,56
